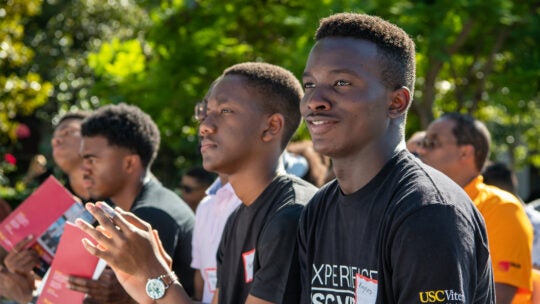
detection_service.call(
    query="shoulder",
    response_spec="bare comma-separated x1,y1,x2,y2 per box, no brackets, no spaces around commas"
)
194,194,214,217
133,181,194,229
267,175,318,208
392,155,477,214
474,183,529,220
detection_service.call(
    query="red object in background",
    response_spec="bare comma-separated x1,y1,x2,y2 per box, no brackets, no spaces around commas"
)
4,153,16,165
15,123,31,139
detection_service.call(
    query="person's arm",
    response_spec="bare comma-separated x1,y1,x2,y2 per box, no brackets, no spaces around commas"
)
75,202,192,304
494,282,517,304
483,200,532,301
287,140,330,187
193,269,204,301
245,294,274,304
245,206,303,303
389,204,494,302
210,288,219,304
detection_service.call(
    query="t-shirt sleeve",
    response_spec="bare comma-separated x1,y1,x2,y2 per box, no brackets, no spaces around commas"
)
249,205,303,302
388,204,493,303
215,213,232,289
483,200,533,290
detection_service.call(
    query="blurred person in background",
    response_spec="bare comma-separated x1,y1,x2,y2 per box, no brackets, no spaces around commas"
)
51,111,92,201
179,166,216,212
421,113,533,303
406,130,425,156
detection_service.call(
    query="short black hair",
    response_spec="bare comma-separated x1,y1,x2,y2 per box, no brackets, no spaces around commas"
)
184,166,216,187
315,13,416,95
441,112,491,172
55,110,92,128
81,103,160,169
223,62,303,150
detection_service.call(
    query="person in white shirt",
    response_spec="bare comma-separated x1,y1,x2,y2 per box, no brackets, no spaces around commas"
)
191,174,241,303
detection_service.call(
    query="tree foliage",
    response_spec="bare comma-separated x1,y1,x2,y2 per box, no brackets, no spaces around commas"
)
0,0,52,145
2,0,539,193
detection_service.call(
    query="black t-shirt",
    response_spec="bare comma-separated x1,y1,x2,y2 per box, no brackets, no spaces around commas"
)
216,174,318,304
130,178,196,296
298,150,494,304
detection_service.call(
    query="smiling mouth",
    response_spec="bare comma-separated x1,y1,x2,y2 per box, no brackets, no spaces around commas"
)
311,120,332,126
200,142,216,154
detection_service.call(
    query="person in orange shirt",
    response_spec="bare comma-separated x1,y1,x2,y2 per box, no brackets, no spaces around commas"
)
420,112,533,304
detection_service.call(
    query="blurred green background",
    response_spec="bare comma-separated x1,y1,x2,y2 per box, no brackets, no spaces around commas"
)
1,0,539,206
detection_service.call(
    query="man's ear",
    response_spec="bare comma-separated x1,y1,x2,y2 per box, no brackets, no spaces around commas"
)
459,144,475,160
123,153,142,173
388,86,411,118
261,113,284,143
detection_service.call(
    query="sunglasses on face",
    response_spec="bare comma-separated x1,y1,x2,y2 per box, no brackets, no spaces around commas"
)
419,137,458,150
52,127,81,139
179,184,201,194
194,101,207,122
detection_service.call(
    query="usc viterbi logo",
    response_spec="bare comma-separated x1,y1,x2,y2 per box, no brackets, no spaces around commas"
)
418,290,465,303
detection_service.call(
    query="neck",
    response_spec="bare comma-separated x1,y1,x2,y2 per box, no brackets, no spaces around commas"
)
333,136,402,195
455,172,479,188
110,172,147,211
229,156,280,206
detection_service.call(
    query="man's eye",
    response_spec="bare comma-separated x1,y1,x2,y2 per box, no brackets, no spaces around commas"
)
220,108,232,114
303,82,315,89
335,80,350,87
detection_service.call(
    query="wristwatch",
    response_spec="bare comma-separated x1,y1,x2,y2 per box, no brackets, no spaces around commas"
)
145,271,178,300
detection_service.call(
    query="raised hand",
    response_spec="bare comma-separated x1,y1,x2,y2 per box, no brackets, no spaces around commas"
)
75,202,189,304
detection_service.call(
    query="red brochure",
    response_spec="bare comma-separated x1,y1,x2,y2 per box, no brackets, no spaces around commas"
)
0,176,94,276
37,222,100,304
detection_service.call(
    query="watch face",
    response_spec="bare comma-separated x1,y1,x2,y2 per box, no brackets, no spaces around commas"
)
146,278,166,300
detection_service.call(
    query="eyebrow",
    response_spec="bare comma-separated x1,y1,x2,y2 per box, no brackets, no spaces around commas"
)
302,68,361,79
81,152,97,159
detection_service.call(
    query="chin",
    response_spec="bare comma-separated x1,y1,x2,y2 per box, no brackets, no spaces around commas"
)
202,159,221,173
311,140,334,157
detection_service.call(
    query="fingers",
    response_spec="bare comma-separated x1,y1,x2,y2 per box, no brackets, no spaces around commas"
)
85,203,119,235
75,217,113,260
69,272,129,303
68,276,109,298
153,229,172,268
13,235,34,252
114,207,152,232
91,202,143,237
5,240,39,274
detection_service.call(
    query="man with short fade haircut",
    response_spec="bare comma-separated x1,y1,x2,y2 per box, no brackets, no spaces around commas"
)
298,13,494,303
203,62,318,304
70,63,318,304
68,103,195,303
421,112,532,303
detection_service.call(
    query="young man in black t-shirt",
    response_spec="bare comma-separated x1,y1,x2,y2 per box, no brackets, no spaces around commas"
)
200,63,318,303
73,63,318,304
297,13,495,303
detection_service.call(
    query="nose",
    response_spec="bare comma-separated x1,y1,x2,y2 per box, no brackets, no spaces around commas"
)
417,145,429,159
51,135,62,147
198,115,216,137
302,87,331,112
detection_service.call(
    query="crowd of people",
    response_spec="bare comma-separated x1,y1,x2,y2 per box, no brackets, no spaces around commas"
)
0,11,538,304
